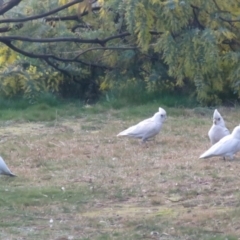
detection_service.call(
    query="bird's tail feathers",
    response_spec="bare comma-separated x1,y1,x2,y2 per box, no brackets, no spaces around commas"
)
2,171,16,177
199,152,210,159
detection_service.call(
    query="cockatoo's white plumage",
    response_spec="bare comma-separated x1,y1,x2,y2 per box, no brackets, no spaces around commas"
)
200,125,240,160
0,156,16,177
208,109,230,145
117,107,167,143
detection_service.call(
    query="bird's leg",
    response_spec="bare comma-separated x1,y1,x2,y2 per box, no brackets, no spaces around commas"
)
140,139,149,148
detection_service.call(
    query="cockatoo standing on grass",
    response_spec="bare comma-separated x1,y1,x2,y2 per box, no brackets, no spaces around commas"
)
208,109,230,145
117,107,167,143
200,125,240,160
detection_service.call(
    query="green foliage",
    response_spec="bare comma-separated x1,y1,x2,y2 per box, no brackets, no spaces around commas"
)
1,0,240,105
97,0,240,105
0,60,64,102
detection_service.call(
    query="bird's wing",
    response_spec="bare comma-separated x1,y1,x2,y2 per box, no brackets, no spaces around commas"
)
208,125,215,143
117,117,159,138
208,125,230,145
219,125,230,136
200,136,239,159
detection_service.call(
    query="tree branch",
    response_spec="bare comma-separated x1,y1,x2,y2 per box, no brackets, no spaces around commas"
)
73,46,138,60
1,39,69,60
149,30,163,35
0,35,103,44
219,16,240,23
0,0,84,23
0,23,23,33
99,32,131,45
0,39,111,69
0,32,132,47
191,6,205,30
43,58,71,77
0,0,22,15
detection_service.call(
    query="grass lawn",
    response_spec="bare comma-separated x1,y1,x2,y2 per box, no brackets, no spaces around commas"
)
0,103,240,240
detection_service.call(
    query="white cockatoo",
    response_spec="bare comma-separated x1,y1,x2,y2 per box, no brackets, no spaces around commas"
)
208,109,230,145
117,107,167,143
0,156,16,177
200,125,240,160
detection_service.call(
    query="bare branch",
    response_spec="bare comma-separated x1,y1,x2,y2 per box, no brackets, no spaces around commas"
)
149,30,163,35
99,32,131,45
191,6,205,30
0,0,84,23
0,0,22,15
219,16,240,23
1,39,69,60
0,26,11,32
73,46,137,60
0,35,105,45
0,32,132,47
1,39,111,69
43,58,71,77
0,23,23,32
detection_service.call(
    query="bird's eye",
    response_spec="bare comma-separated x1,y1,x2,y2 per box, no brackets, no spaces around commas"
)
218,118,220,121
161,114,164,117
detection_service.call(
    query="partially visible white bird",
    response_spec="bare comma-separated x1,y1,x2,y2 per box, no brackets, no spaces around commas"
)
0,156,16,177
200,125,240,160
117,107,167,143
208,109,230,145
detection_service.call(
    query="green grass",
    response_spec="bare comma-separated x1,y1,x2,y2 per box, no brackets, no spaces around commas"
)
0,186,99,209
4,185,98,201
0,100,81,122
1,98,240,239
0,93,62,110
103,91,198,109
0,93,198,122
0,184,108,238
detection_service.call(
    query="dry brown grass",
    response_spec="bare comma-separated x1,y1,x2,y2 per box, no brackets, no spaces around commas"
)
0,107,240,239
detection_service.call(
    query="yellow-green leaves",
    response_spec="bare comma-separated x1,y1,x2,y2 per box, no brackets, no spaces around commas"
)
1,0,240,105
0,46,17,65
134,2,154,51
0,64,63,100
